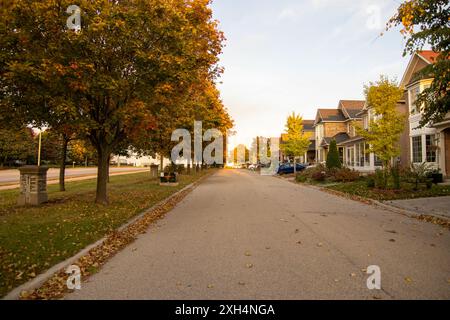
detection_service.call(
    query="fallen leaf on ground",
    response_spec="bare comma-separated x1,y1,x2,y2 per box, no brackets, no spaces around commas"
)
404,277,413,284
246,263,254,269
245,251,251,257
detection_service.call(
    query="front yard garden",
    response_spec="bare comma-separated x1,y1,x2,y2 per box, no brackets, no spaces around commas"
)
296,164,450,201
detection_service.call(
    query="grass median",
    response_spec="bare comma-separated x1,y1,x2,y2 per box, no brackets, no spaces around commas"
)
0,169,212,297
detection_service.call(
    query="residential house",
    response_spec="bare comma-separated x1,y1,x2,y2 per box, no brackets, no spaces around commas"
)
314,100,365,164
401,50,450,178
339,99,410,172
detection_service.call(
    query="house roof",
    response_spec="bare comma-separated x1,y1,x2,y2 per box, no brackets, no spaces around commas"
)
339,100,365,119
417,50,440,64
320,132,351,147
400,50,442,88
316,109,347,123
302,120,315,131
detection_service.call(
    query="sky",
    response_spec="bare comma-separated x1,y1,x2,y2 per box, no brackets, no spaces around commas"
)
210,0,411,149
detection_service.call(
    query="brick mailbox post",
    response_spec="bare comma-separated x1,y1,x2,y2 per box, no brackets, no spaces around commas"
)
18,166,49,206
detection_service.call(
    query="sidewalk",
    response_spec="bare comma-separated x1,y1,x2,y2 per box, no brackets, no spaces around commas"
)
383,196,450,220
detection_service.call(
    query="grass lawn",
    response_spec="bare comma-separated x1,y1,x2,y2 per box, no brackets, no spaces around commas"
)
326,180,450,201
0,170,211,297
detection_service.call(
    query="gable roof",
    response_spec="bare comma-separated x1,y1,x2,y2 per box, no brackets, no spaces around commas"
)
302,120,315,131
400,50,439,88
320,132,351,147
417,51,440,64
316,109,347,124
338,100,365,119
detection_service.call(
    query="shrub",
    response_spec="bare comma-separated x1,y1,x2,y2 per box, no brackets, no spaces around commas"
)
333,167,360,182
366,175,376,188
296,164,329,183
296,173,308,183
326,140,341,170
391,164,401,190
374,169,385,189
311,170,327,182
406,163,432,191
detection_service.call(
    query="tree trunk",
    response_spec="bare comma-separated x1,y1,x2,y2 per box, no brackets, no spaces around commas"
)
95,148,110,205
59,137,69,192
107,155,111,183
160,155,164,172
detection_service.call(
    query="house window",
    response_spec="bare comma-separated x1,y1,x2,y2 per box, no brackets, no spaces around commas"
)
364,143,370,166
412,136,423,163
374,154,382,167
355,144,360,167
359,142,365,167
425,135,436,163
410,86,420,115
338,147,344,164
363,116,369,130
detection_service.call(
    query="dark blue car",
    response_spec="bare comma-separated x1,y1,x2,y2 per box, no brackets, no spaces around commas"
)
277,163,306,175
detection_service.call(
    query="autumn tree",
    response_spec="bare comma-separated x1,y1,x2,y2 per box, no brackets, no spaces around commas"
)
280,113,311,174
0,126,35,167
1,0,225,204
388,0,450,126
356,76,405,189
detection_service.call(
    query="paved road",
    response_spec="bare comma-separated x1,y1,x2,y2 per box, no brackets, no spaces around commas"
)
0,167,148,184
67,170,450,300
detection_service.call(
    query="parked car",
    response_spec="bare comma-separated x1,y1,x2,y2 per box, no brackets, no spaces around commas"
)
277,163,306,175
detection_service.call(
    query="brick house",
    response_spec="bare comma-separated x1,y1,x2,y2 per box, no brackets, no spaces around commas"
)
314,100,365,164
338,99,410,172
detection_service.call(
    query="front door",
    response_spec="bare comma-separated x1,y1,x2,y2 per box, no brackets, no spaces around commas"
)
445,129,450,178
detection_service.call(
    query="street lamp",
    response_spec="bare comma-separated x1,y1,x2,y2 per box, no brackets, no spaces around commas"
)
37,129,42,167
36,127,47,167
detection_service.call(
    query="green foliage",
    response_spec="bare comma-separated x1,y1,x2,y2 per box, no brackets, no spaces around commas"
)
391,163,401,190
0,127,36,166
406,163,433,191
389,0,449,126
326,140,341,170
374,169,387,189
366,175,376,188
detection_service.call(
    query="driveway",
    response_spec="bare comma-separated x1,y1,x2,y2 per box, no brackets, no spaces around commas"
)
67,169,450,300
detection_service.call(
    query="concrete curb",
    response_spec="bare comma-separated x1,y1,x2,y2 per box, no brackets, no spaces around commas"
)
3,171,214,300
277,175,450,223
